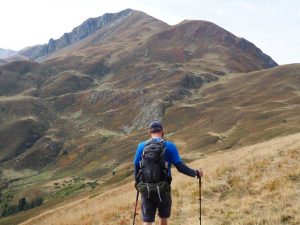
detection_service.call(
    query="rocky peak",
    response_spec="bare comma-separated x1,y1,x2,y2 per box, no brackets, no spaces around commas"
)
20,9,133,60
64,8,133,45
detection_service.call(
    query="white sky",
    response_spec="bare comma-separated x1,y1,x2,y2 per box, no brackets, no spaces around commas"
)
0,0,299,64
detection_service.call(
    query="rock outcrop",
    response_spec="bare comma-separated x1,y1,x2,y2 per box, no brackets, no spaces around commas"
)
19,9,133,60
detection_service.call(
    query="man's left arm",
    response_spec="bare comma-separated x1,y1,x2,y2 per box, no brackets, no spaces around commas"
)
174,162,197,177
168,142,202,178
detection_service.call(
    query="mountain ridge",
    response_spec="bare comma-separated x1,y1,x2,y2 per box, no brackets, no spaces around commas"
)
19,9,135,60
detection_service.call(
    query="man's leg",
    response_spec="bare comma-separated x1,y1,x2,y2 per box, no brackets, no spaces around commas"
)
160,218,168,225
157,191,171,225
141,194,156,225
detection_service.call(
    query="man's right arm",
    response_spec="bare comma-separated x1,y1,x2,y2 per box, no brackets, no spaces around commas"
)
134,165,140,183
133,143,143,183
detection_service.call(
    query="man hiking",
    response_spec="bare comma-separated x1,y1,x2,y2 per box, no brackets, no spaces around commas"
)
133,120,203,225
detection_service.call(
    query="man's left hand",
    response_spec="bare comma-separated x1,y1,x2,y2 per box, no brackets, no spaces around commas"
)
196,168,203,178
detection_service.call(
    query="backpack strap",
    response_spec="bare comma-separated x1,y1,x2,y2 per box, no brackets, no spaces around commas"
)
162,140,168,163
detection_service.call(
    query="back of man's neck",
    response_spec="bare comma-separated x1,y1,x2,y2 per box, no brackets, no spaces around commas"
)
151,135,162,139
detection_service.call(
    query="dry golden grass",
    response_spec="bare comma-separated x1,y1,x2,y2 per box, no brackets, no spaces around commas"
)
20,132,300,225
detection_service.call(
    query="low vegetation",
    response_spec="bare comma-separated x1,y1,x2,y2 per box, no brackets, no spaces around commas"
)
18,132,300,225
0,196,43,218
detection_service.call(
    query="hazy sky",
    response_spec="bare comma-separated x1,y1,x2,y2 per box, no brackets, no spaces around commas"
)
0,0,299,64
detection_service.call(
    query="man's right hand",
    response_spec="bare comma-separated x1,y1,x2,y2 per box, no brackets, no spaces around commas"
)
196,168,203,178
134,182,138,190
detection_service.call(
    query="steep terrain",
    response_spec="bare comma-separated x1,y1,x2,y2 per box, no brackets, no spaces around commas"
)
127,20,277,72
19,9,135,60
13,131,300,225
1,8,299,225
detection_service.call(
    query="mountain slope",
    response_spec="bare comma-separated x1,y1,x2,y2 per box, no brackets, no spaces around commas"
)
7,131,300,225
163,63,300,152
113,19,277,76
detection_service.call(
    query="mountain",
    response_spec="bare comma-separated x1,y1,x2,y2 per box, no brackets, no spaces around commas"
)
0,48,16,59
19,9,142,60
0,11,279,168
2,8,298,225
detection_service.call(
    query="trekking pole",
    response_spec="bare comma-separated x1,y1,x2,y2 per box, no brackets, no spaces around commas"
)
199,176,202,225
133,191,139,225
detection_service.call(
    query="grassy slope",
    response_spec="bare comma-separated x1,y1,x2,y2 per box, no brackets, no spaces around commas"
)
14,131,300,225
1,64,300,224
163,64,300,153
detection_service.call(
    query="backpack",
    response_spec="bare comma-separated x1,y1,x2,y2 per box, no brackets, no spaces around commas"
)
139,138,168,183
136,139,171,200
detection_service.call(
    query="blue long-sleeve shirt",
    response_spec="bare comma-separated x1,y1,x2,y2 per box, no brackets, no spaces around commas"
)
133,137,197,182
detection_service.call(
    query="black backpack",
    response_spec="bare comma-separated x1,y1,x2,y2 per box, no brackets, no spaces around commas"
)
139,139,168,183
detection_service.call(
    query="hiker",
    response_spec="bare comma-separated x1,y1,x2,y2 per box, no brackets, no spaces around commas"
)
133,120,203,225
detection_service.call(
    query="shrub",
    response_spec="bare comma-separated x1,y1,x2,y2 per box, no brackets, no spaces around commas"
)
0,196,44,218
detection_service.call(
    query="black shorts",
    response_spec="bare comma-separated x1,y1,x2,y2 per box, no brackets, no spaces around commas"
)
141,191,172,222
